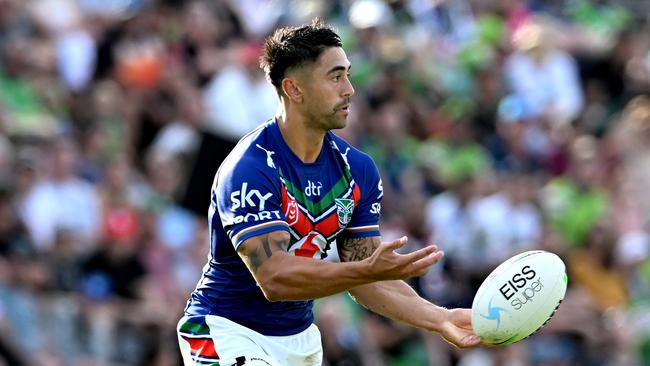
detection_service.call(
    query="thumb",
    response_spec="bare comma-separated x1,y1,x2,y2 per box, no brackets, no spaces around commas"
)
441,322,481,349
459,334,482,348
385,236,408,251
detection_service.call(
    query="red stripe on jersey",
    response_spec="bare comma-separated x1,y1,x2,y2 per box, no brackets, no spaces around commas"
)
352,184,361,205
315,211,340,236
184,337,218,358
281,185,312,236
295,232,320,257
281,185,288,203
293,209,312,237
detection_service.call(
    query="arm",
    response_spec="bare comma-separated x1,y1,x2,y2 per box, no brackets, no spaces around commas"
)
236,231,439,302
341,237,444,330
341,236,481,349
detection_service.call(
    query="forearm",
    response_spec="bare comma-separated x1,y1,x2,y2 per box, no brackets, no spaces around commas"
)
337,236,481,349
240,232,439,302
256,253,374,301
349,280,446,332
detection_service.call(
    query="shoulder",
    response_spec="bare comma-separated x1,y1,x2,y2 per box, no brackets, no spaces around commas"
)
212,124,278,190
327,132,377,171
327,133,382,197
217,122,279,185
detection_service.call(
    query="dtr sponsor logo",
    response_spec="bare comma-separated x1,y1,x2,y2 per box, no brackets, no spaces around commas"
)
304,180,323,197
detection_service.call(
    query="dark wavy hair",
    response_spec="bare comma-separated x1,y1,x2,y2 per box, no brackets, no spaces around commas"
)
260,18,342,94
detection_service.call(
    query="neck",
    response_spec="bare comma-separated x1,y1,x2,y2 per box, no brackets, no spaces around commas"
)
276,106,326,164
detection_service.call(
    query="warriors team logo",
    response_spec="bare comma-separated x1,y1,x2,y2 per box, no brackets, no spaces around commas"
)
335,198,354,227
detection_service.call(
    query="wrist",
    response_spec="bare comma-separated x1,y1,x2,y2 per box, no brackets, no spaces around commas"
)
347,258,376,284
354,256,377,281
426,305,450,333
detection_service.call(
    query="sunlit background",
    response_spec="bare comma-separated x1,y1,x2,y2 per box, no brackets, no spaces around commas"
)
1,0,649,365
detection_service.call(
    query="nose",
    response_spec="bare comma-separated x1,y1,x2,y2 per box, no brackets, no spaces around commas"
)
342,76,354,98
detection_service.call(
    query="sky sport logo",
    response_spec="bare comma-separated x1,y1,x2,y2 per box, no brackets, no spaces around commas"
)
230,183,273,211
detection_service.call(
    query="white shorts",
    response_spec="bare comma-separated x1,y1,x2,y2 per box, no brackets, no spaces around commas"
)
177,314,323,366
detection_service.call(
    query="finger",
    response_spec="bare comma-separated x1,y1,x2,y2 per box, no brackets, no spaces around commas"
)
407,251,444,276
443,326,481,349
383,236,408,251
400,244,439,263
459,334,482,348
411,250,444,269
401,245,442,263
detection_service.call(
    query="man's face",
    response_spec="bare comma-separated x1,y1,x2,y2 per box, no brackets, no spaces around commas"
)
296,47,354,130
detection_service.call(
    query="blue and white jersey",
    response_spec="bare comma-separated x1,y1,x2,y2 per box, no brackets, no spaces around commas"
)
184,119,383,336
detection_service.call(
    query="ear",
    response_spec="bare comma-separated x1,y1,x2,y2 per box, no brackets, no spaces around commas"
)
281,77,303,103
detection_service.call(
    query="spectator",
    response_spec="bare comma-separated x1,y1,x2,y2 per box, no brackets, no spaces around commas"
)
18,136,101,251
203,41,277,141
504,18,584,126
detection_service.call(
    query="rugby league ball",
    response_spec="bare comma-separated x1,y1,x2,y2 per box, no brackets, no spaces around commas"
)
471,250,567,345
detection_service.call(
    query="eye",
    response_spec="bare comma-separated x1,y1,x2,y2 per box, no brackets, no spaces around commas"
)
333,73,351,82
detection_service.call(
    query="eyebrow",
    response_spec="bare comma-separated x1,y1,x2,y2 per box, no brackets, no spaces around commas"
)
326,64,351,75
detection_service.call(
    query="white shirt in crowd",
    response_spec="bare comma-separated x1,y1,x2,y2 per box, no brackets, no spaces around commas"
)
203,65,278,141
19,178,100,250
425,190,541,268
505,49,584,124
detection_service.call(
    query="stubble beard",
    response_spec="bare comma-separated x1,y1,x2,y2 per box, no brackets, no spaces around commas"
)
307,109,347,131
329,101,351,130
325,112,347,130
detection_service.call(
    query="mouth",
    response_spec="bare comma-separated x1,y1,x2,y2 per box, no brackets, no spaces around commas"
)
337,104,351,112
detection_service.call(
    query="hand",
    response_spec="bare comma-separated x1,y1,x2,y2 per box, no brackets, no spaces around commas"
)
436,308,483,349
364,236,443,281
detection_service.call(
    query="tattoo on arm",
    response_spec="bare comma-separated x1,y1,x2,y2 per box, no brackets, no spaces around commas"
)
247,246,265,273
338,236,380,262
240,232,290,273
262,236,273,257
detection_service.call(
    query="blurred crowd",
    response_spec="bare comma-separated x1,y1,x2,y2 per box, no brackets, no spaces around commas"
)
1,0,650,365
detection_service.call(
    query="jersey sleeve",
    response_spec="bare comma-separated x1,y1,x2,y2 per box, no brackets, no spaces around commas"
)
340,152,383,239
215,155,289,250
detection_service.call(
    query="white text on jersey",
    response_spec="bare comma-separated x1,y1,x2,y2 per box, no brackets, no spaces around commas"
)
227,210,282,225
231,182,273,210
304,180,323,197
